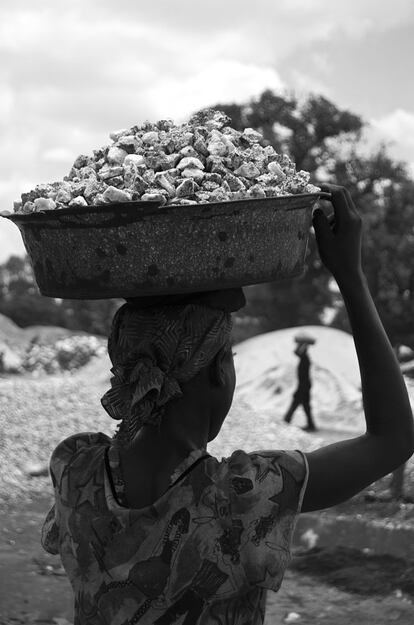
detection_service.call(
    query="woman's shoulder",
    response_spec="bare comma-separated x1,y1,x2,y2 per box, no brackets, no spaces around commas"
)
52,431,111,454
211,448,308,499
217,448,306,476
50,432,111,473
48,433,112,508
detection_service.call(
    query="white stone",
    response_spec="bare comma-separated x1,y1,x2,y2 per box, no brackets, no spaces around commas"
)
179,146,198,158
142,131,159,145
124,154,145,167
102,186,132,203
93,194,105,205
247,185,266,199
176,179,198,198
177,156,205,171
209,188,231,202
224,173,246,192
154,174,176,197
22,201,35,213
107,146,128,165
207,140,228,157
234,162,260,179
117,134,137,148
109,128,128,141
268,161,287,181
25,462,49,477
55,189,72,204
193,136,209,156
300,528,319,549
242,128,263,143
69,196,88,207
98,164,124,180
180,168,205,181
33,197,56,212
0,341,23,372
222,136,236,154
195,192,211,203
164,168,180,179
141,192,167,205
175,199,197,205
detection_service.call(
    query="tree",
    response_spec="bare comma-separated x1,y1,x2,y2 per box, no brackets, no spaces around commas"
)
214,90,362,171
324,141,414,346
0,255,121,335
196,91,414,349
59,297,121,336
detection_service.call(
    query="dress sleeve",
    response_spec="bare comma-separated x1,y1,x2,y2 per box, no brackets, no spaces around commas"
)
227,448,309,592
41,503,60,555
40,432,110,555
47,432,110,490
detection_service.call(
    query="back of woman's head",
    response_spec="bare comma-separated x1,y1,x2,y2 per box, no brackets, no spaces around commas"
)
101,289,245,449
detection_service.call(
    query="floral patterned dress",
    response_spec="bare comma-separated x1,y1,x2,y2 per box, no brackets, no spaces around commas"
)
41,432,308,624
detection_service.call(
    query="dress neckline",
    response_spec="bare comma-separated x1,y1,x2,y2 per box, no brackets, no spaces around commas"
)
105,443,209,510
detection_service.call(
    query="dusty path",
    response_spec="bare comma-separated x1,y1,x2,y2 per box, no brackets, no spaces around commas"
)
266,567,414,625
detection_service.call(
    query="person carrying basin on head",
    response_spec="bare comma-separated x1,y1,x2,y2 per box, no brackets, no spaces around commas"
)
40,185,414,625
283,333,317,432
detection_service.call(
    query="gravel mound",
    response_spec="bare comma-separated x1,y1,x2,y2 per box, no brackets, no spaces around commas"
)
0,352,321,506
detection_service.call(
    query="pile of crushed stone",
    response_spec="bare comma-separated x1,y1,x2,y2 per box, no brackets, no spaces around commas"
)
13,109,319,214
0,332,106,375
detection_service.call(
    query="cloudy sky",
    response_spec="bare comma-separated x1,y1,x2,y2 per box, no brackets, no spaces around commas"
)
1,0,414,261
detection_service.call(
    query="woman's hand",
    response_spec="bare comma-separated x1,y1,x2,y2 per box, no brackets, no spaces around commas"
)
313,184,363,286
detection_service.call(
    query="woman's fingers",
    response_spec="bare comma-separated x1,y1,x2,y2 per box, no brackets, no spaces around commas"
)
312,207,332,241
319,183,354,229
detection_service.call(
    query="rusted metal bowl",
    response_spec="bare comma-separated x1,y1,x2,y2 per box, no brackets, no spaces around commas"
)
2,193,324,299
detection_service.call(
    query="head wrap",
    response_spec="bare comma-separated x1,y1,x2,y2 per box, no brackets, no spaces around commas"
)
101,288,245,449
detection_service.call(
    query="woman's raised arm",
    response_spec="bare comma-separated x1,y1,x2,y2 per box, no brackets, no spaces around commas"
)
301,184,414,512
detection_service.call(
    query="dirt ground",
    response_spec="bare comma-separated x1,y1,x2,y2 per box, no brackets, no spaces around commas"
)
1,495,414,625
1,355,413,623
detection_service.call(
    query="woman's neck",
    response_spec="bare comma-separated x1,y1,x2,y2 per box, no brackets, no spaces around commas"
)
122,396,211,460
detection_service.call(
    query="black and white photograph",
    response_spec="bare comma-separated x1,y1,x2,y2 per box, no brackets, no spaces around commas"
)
1,1,414,623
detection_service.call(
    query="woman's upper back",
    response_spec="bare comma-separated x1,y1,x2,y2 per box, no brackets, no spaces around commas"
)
113,440,210,509
41,432,308,624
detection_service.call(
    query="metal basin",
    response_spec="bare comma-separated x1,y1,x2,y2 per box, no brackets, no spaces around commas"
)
2,193,323,299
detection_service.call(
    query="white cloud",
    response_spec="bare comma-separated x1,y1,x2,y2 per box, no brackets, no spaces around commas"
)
147,60,284,121
42,147,77,163
0,85,14,118
287,70,333,100
277,0,414,37
0,179,29,262
371,109,414,149
369,109,414,171
0,222,25,263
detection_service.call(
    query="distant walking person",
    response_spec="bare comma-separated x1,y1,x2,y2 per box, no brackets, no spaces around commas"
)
284,335,317,431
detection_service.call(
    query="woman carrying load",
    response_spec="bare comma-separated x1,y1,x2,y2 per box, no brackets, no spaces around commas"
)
41,184,414,624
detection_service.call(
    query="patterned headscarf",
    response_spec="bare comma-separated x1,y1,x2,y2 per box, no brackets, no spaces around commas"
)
101,289,245,449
